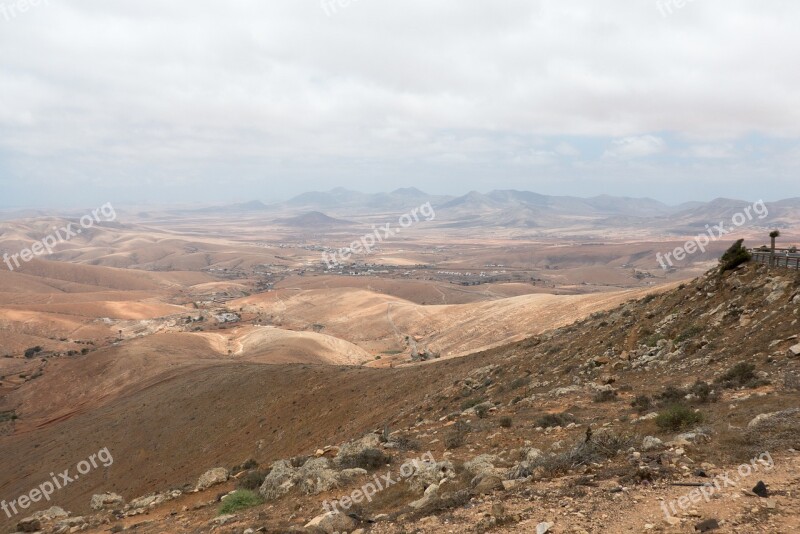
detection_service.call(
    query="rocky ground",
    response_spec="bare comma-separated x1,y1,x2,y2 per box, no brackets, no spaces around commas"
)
7,262,800,533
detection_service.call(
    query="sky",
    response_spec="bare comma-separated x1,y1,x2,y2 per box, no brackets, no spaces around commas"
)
1,0,799,208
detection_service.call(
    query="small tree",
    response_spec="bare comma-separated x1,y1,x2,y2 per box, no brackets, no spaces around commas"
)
719,239,751,272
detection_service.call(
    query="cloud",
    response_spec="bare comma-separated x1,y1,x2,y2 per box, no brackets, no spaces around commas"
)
603,135,666,159
0,1,798,205
689,144,735,159
554,142,581,157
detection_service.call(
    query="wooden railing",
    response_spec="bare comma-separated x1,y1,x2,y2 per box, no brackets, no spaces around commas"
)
751,248,800,270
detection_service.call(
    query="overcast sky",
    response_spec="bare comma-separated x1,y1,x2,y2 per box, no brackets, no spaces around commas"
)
1,0,799,208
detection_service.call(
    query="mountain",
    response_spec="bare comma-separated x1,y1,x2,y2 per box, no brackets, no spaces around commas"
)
5,263,799,532
273,211,355,228
283,187,453,212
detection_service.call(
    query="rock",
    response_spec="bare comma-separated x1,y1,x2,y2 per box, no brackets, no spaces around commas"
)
409,483,439,509
16,516,42,532
406,459,456,493
212,514,237,526
90,492,124,510
195,467,229,491
753,480,769,497
53,517,87,532
787,343,800,356
694,518,720,532
299,460,366,496
334,433,384,468
304,511,358,533
642,436,664,451
747,408,800,428
524,447,544,462
473,474,504,494
536,521,554,534
260,457,367,500
674,430,711,445
464,454,500,479
260,460,296,500
30,506,69,521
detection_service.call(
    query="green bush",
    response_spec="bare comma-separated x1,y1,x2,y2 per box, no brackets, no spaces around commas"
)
218,490,263,515
23,346,42,359
657,385,687,405
444,421,470,449
715,362,767,389
237,470,267,491
339,448,391,470
536,412,575,428
719,239,751,272
509,376,531,390
460,398,485,411
631,395,652,414
676,325,703,343
690,380,718,403
592,389,618,403
655,405,703,431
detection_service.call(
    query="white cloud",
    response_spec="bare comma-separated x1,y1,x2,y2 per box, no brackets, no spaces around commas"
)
554,142,581,157
689,144,735,159
0,0,799,204
603,135,666,159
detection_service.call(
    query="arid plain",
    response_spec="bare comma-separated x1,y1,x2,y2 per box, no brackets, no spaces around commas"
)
0,190,798,532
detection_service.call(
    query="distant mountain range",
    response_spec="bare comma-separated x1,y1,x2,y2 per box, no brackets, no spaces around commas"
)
177,188,799,233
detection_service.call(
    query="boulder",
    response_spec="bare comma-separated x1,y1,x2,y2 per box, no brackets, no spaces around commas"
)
747,409,800,428
473,474,504,494
30,506,69,521
16,516,41,533
304,511,358,533
260,457,367,500
334,433,383,468
260,460,298,500
406,460,456,493
641,436,664,451
195,467,229,491
463,454,501,479
673,430,711,445
89,492,124,510
409,483,439,509
788,343,800,357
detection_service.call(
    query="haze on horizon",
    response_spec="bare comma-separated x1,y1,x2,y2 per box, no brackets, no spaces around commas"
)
1,1,799,208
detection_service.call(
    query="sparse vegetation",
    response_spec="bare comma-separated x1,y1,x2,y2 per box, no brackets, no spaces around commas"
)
675,325,703,343
339,448,391,470
592,389,617,403
460,397,485,411
532,430,636,477
784,372,800,391
444,421,470,449
631,395,652,414
218,489,263,515
536,412,575,428
237,470,267,491
23,346,42,359
391,435,422,451
508,376,531,390
0,410,18,423
499,416,513,428
715,362,767,389
655,404,703,431
719,238,751,272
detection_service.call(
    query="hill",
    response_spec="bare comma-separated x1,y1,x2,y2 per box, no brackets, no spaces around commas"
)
1,262,798,533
